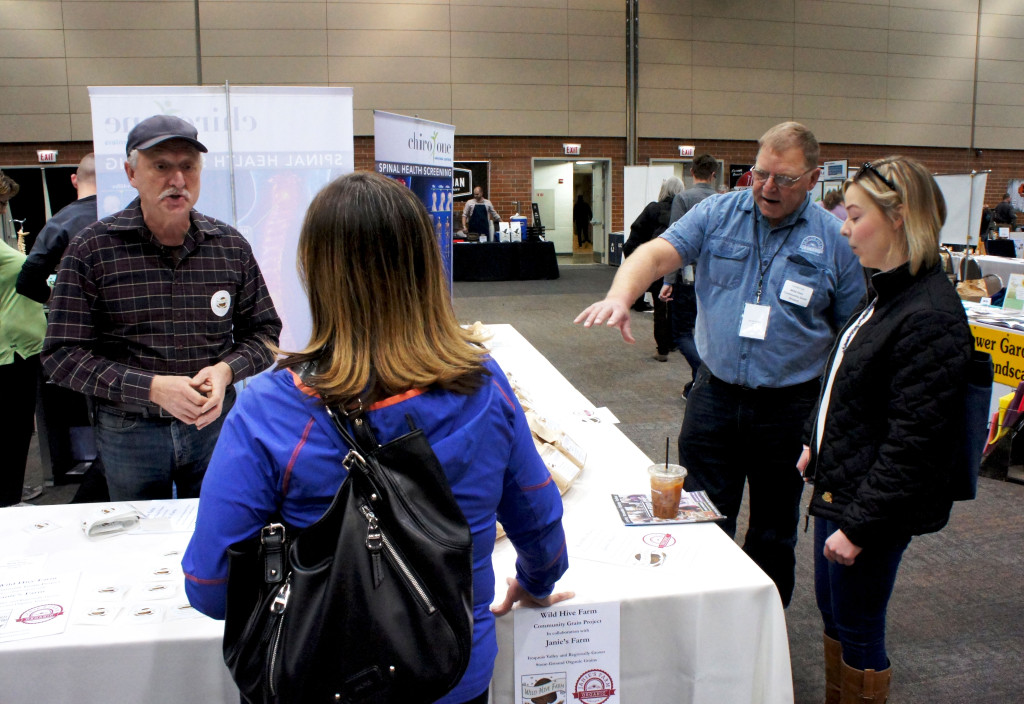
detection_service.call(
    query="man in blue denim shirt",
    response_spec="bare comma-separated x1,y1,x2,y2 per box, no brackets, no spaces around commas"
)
577,122,864,607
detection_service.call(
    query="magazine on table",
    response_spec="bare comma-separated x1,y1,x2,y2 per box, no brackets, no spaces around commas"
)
611,491,725,525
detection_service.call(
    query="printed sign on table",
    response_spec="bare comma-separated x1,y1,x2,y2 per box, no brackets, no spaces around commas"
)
513,601,620,704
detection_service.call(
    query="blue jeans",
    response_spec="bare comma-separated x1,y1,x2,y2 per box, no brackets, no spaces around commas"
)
94,389,234,501
814,517,909,670
678,366,815,607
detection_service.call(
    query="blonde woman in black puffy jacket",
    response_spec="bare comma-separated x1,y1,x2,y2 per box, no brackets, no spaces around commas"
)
797,157,972,704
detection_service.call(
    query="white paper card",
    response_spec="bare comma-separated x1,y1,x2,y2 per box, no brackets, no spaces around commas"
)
779,279,813,307
514,601,620,704
740,303,770,340
0,572,79,643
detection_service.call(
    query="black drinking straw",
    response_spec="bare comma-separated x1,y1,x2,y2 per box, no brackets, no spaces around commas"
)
665,437,669,470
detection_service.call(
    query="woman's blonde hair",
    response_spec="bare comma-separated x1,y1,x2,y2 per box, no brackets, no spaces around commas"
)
278,171,488,406
842,156,945,275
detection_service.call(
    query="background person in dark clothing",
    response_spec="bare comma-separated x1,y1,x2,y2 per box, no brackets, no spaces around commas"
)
624,176,685,361
17,154,108,502
17,154,97,304
573,194,592,246
993,192,1017,229
660,154,718,396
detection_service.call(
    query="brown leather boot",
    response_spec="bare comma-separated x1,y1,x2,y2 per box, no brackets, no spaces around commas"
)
823,633,841,704
840,658,891,703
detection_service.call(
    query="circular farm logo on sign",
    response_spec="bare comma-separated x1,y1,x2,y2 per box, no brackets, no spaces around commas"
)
642,532,676,548
573,669,615,704
17,604,65,624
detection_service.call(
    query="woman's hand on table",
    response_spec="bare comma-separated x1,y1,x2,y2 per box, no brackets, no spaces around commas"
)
490,577,575,617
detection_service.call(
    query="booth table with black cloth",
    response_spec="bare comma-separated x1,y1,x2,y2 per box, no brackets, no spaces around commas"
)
0,326,791,704
452,241,559,281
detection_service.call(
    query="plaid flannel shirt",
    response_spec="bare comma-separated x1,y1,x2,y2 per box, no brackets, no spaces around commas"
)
42,198,282,406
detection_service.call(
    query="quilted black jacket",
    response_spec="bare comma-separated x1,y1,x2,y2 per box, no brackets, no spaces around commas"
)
806,261,971,549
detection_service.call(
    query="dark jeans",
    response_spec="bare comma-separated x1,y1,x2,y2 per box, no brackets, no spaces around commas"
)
814,517,909,670
678,366,816,607
652,295,672,355
670,283,701,378
94,388,234,501
0,353,41,506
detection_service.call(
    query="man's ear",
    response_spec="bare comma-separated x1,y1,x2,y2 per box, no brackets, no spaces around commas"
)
70,174,79,190
806,168,821,191
124,160,136,187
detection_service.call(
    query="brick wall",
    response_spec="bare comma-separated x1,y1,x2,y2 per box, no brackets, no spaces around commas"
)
5,136,1021,232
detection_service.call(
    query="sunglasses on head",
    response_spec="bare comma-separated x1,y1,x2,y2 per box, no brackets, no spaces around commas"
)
855,162,898,193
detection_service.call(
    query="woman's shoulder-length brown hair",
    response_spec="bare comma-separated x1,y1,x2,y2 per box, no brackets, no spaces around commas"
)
278,171,489,407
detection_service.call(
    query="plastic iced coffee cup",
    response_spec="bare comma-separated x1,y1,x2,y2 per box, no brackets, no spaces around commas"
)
648,464,687,519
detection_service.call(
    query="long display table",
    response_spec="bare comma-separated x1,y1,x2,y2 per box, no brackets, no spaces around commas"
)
0,325,791,704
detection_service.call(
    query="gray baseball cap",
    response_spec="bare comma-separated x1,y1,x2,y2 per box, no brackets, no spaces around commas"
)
125,115,208,156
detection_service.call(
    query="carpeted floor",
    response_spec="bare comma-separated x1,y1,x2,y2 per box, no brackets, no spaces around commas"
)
453,261,1024,704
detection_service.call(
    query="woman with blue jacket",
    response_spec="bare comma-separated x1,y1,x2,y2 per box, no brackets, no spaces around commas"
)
183,171,571,704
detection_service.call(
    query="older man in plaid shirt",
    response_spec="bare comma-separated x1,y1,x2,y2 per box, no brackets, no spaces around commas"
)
43,115,282,501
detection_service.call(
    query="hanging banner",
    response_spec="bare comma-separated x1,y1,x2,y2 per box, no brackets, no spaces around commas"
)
89,85,354,351
373,110,455,284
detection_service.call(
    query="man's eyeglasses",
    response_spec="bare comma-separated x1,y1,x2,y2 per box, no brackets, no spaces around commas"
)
855,162,898,193
749,167,814,189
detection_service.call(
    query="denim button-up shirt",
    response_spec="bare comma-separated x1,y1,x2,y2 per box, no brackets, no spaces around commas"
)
661,189,865,389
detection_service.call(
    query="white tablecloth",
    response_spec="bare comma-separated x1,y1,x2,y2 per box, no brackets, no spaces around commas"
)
953,253,1024,286
0,325,792,704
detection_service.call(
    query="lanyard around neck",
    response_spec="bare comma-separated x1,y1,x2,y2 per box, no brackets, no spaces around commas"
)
751,199,809,303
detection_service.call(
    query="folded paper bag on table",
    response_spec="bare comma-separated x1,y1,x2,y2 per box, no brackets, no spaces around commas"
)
81,506,141,539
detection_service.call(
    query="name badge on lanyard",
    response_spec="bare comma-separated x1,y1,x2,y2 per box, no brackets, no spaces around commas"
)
740,303,770,340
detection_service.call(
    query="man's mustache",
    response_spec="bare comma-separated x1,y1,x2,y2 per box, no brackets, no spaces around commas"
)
159,188,192,201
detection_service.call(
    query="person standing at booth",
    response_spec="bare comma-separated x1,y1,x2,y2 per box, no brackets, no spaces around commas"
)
575,122,864,608
461,186,500,237
42,115,282,501
0,172,47,507
993,192,1017,230
183,171,571,704
797,157,972,703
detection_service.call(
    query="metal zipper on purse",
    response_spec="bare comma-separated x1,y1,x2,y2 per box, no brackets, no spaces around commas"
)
360,505,436,614
267,577,290,697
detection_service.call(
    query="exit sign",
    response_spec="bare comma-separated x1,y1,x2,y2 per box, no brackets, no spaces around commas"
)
37,150,58,163
678,145,695,157
563,143,581,156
